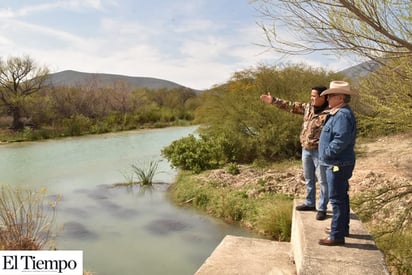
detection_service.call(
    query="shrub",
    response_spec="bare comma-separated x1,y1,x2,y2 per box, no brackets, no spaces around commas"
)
161,134,225,173
226,162,240,175
0,185,59,250
192,64,338,165
355,56,412,137
62,114,93,136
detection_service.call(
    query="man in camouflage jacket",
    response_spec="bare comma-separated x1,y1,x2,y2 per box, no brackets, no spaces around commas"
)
260,86,330,220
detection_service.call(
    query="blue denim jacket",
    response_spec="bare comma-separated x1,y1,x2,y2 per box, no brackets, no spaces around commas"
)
319,105,357,166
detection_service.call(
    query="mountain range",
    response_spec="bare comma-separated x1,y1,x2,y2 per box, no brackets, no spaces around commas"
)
338,60,380,80
46,70,187,90
46,61,378,91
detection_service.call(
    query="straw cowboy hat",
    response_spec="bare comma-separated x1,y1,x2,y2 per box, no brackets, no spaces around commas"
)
320,81,359,96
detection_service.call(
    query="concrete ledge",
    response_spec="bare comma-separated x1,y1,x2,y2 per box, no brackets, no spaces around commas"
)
292,199,389,275
195,199,389,274
195,235,295,275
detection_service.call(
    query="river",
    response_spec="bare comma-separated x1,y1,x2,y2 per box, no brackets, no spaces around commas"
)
0,126,252,275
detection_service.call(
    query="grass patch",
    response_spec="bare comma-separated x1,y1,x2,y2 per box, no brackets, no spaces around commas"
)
116,160,161,187
168,171,293,241
256,199,293,241
374,228,412,275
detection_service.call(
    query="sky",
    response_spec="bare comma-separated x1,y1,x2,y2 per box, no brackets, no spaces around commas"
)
0,0,357,90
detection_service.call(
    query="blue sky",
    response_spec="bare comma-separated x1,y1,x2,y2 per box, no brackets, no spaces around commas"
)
0,0,356,90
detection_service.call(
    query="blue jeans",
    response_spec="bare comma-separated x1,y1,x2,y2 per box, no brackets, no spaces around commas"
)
326,164,354,240
302,148,328,212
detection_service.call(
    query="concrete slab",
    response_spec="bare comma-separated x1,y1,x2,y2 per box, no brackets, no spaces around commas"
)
195,235,296,275
291,200,389,275
196,199,389,275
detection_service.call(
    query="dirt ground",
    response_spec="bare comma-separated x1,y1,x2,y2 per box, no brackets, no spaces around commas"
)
203,132,412,200
349,132,412,196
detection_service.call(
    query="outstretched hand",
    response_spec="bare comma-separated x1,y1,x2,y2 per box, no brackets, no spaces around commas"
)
260,93,273,104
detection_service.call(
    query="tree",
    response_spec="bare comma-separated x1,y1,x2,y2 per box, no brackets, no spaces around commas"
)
193,64,337,163
252,0,412,63
0,56,49,130
253,0,412,133
355,56,412,135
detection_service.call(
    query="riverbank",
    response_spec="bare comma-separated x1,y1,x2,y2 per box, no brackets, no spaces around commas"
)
170,131,412,273
0,122,196,145
0,120,194,144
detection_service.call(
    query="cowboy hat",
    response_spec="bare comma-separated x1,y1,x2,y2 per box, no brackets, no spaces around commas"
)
320,81,359,96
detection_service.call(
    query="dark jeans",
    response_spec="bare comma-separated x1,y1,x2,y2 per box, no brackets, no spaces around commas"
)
325,164,354,240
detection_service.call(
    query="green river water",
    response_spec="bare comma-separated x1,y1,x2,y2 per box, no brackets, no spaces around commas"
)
0,126,252,275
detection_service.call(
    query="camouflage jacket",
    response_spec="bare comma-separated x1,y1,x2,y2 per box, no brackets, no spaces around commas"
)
272,97,329,150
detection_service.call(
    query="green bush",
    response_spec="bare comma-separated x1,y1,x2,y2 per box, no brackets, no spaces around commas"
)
354,56,412,137
226,162,240,175
191,64,338,166
161,134,225,173
62,114,93,136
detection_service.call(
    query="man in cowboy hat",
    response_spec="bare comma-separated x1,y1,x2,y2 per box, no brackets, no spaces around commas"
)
318,81,358,246
260,86,330,221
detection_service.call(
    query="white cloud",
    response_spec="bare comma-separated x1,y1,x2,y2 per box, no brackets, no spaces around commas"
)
0,4,55,18
174,19,217,33
10,19,84,44
0,8,14,18
0,0,106,18
180,36,229,60
0,1,358,90
61,0,105,10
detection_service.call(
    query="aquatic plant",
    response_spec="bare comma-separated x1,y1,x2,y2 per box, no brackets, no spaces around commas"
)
131,160,160,186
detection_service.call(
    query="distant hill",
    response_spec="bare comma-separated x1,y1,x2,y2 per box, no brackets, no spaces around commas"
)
45,62,378,93
46,70,189,90
338,60,380,80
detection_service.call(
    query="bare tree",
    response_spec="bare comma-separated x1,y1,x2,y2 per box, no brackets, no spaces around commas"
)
252,0,412,63
253,0,412,121
0,56,49,130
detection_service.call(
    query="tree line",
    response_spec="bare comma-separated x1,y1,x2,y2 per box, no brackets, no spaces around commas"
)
0,56,200,141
